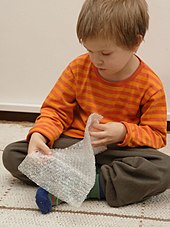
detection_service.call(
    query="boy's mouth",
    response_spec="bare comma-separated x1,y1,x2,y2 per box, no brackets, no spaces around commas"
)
98,68,106,70
98,68,106,71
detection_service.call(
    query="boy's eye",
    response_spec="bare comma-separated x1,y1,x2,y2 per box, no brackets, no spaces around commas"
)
102,52,111,56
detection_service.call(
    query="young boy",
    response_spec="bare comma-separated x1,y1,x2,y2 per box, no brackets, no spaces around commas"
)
3,0,170,214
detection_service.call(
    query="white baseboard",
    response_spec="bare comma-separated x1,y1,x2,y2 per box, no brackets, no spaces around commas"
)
0,103,40,113
0,103,170,121
167,112,170,121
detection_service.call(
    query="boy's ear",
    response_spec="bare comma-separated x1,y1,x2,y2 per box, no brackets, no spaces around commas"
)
132,35,143,52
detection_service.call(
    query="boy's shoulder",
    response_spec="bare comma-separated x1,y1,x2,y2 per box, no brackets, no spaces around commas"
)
138,57,164,89
66,53,93,75
69,53,91,66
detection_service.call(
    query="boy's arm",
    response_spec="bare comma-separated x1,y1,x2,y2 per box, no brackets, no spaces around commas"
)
119,88,167,149
27,65,76,147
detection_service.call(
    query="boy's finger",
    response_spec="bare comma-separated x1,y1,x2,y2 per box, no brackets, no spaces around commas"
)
91,138,107,147
40,143,52,155
90,131,105,138
92,123,105,130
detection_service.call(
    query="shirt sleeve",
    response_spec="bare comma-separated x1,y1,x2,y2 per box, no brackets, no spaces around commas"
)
118,88,167,149
27,64,77,147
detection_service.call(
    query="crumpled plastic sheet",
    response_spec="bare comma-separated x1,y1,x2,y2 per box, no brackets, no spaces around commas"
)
18,113,107,207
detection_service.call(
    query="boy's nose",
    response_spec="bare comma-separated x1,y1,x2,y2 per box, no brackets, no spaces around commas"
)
95,61,103,68
91,55,103,67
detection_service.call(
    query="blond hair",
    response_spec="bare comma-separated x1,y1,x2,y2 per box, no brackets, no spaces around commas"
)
77,0,149,49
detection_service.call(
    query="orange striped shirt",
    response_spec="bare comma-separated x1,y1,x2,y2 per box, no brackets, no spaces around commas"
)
27,54,167,148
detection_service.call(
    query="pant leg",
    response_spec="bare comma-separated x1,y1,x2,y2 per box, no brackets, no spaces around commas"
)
96,145,170,207
2,136,82,185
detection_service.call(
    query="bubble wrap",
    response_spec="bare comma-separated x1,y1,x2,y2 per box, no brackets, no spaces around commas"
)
18,113,107,207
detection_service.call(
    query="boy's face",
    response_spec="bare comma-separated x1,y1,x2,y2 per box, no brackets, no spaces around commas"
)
83,38,139,82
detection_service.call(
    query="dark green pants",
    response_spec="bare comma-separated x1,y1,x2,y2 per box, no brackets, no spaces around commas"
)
2,135,170,207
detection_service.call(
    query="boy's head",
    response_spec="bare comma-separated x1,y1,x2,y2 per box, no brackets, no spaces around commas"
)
77,0,149,50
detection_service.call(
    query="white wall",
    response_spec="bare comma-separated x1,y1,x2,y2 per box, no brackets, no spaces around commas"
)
138,0,170,120
0,0,170,119
0,0,84,112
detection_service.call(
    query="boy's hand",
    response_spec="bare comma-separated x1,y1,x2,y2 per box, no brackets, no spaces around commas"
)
89,122,126,147
28,132,52,155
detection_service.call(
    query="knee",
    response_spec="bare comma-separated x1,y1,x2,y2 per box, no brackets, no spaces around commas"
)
2,143,17,173
2,140,28,174
160,154,170,186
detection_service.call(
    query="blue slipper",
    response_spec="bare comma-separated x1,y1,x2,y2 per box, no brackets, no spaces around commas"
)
35,187,52,214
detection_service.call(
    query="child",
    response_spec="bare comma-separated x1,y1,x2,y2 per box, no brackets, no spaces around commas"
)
3,0,170,214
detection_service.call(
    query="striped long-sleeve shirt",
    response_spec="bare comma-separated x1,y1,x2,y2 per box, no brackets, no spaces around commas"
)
27,53,167,149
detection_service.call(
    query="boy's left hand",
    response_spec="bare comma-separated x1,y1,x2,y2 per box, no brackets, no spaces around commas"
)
89,122,127,147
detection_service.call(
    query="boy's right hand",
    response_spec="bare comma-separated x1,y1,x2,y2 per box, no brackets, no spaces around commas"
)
28,132,52,155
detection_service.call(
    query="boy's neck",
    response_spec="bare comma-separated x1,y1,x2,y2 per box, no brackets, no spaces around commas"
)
111,55,140,82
